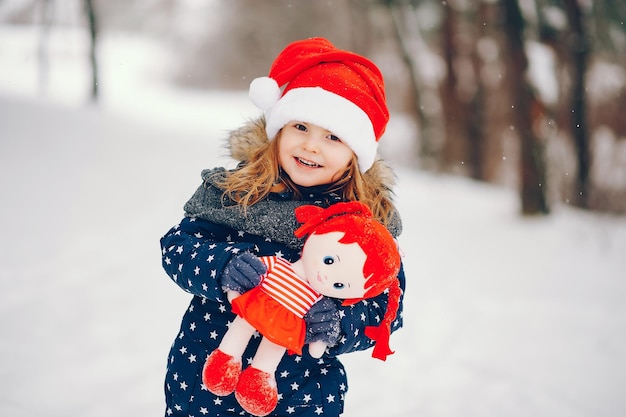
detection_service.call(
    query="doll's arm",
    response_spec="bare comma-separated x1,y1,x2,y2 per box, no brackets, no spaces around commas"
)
328,263,406,357
226,289,239,303
308,340,328,358
160,217,258,301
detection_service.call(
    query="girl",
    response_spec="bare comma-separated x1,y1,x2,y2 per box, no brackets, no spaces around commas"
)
202,202,402,416
160,37,406,417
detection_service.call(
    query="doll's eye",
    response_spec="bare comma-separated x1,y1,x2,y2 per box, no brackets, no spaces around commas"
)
323,256,334,265
333,282,345,289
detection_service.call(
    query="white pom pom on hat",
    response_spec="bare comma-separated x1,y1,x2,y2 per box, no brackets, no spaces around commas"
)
249,76,281,111
248,37,389,173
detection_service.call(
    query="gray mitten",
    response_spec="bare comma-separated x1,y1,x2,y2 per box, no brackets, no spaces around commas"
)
221,252,267,294
304,297,341,346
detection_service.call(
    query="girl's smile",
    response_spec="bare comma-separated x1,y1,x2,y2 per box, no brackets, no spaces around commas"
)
295,156,321,168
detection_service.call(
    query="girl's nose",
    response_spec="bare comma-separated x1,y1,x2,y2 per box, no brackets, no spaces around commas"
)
302,135,321,153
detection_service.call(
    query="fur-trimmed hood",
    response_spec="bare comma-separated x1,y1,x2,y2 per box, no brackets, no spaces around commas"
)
225,117,398,204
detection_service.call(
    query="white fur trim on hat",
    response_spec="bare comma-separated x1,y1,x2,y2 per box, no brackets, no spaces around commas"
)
265,87,378,172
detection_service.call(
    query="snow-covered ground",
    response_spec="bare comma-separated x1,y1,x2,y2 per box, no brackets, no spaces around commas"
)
2,26,626,417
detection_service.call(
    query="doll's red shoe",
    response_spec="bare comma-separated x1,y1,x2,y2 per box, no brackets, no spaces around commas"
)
202,349,242,396
235,366,278,416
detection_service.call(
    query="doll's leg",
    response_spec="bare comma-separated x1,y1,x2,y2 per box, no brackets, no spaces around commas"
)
203,317,257,396
219,316,257,357
235,338,285,416
251,337,287,374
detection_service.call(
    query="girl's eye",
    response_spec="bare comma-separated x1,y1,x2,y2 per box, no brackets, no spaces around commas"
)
295,123,307,132
328,134,341,142
323,256,334,265
333,282,345,289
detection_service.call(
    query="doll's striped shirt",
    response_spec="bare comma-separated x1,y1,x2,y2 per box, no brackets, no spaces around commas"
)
259,256,322,318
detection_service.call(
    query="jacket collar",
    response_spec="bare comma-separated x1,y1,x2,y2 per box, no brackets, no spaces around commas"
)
270,174,344,206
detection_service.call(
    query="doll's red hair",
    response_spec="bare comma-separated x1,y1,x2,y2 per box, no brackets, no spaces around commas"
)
294,202,402,360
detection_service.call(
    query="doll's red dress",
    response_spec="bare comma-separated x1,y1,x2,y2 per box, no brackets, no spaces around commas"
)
230,256,322,354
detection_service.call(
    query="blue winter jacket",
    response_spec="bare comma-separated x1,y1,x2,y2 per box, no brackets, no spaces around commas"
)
159,121,405,417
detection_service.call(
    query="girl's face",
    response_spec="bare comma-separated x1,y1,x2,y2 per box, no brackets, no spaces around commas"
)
300,231,368,299
278,121,354,187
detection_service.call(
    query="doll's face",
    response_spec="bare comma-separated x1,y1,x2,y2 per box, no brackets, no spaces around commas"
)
300,231,368,299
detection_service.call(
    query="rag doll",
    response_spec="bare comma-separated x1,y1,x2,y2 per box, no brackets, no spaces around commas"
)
202,201,402,416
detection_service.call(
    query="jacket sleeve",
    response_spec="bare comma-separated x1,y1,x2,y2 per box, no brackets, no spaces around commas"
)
160,217,258,302
327,263,406,357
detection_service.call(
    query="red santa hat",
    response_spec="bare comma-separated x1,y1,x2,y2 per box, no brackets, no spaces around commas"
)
249,37,389,173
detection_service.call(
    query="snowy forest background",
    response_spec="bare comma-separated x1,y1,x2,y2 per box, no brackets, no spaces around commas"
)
3,0,626,214
1,1,626,417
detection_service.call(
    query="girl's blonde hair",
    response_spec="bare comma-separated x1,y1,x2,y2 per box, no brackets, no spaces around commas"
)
214,132,396,227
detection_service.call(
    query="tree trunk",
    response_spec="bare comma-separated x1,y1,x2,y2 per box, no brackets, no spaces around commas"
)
563,0,590,208
465,2,489,181
38,0,53,96
502,0,549,215
439,2,466,173
384,1,430,166
85,0,99,102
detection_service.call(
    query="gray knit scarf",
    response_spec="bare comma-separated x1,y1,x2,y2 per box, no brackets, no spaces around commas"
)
184,168,402,250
